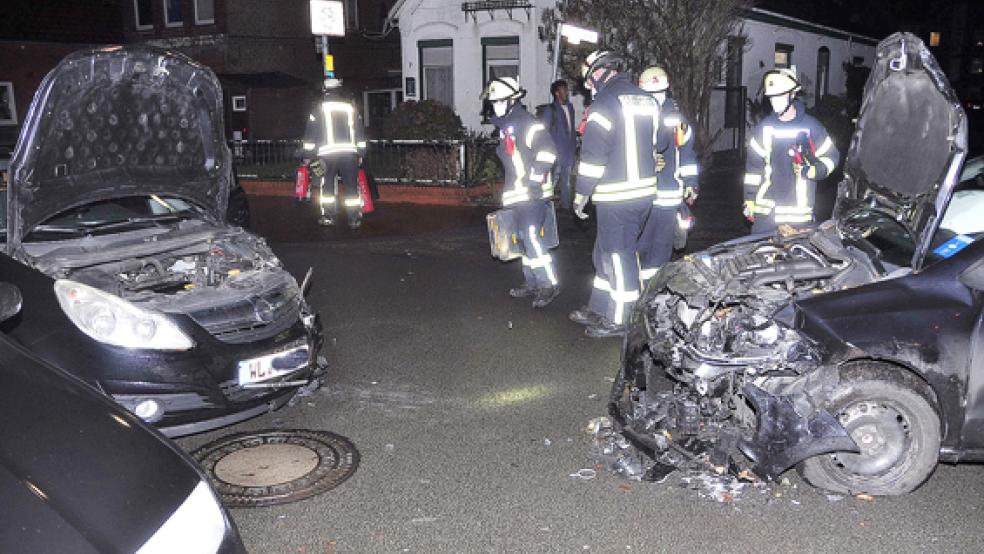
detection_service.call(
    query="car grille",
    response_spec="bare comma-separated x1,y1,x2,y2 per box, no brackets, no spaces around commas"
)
187,286,301,344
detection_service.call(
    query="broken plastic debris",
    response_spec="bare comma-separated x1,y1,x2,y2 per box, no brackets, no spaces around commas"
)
587,393,598,400
569,468,597,480
411,516,438,524
585,416,612,435
825,494,845,502
384,443,395,451
856,493,875,502
543,438,552,446
507,321,514,329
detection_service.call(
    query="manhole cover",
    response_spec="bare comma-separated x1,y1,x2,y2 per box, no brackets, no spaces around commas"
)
193,429,359,507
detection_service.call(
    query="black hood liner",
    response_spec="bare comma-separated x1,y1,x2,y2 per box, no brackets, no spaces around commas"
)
7,45,232,249
837,33,967,268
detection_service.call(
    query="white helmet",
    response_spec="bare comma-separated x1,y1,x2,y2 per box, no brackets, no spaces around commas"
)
763,67,800,97
639,66,669,93
480,76,526,102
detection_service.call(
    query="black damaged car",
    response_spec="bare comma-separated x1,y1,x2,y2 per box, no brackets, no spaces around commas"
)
607,33,984,495
0,283,245,553
1,46,324,436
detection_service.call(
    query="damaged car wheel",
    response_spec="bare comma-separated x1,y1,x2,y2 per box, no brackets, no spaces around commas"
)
798,363,941,495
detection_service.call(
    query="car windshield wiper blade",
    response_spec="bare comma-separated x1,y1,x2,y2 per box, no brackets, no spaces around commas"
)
77,214,186,232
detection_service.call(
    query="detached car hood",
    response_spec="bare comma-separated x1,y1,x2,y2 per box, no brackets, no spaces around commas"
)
837,32,968,268
7,45,232,249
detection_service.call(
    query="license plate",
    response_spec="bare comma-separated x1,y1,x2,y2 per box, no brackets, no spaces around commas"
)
237,344,310,385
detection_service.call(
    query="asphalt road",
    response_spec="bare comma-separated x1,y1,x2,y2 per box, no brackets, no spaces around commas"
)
179,180,984,553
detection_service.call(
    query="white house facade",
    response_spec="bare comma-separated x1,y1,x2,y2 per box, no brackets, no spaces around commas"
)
385,2,879,146
386,0,561,131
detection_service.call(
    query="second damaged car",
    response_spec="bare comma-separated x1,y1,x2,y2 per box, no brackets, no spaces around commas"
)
607,33,982,495
1,46,324,436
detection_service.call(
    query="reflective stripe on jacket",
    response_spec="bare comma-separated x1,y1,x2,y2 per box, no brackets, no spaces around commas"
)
744,100,840,223
492,105,558,207
303,97,367,158
576,76,660,203
653,96,698,207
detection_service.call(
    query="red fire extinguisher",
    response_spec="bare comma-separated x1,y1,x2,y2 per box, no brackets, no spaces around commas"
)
358,168,375,214
295,164,310,201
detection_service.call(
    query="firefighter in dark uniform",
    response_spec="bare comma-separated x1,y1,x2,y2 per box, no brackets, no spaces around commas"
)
302,78,368,229
568,51,660,338
483,76,561,308
744,67,839,234
637,66,699,282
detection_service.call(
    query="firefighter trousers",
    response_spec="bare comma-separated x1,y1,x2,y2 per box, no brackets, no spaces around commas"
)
587,198,652,325
318,153,362,223
638,204,678,282
514,200,558,290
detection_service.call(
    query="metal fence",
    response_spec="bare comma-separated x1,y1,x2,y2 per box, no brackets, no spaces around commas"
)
228,138,500,187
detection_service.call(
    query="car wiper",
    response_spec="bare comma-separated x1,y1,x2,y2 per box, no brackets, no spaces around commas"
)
77,214,186,233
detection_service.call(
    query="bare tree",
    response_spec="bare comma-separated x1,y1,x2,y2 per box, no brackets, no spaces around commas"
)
542,0,753,162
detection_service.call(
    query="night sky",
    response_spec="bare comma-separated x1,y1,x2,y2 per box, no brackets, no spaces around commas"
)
757,0,955,39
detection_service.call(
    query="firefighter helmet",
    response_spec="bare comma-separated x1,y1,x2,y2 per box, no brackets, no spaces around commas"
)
581,50,623,81
639,66,669,92
480,76,526,101
763,67,800,97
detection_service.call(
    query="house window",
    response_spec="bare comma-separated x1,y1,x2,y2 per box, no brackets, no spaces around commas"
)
232,95,247,112
345,0,359,30
816,46,831,102
930,32,941,47
419,40,454,107
195,0,215,24
971,58,984,75
774,43,793,69
0,82,17,125
724,36,744,129
164,0,183,27
134,0,154,30
482,37,520,84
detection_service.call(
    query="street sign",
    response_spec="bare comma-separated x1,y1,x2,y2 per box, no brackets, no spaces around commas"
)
323,53,335,77
310,0,345,37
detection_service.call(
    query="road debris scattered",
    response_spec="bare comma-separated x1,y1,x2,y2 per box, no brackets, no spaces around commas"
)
569,468,597,480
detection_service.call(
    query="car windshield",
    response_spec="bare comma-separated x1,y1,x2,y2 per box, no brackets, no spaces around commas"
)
15,194,204,241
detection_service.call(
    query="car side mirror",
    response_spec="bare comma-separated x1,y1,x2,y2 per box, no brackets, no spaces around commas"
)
959,260,984,291
0,282,22,323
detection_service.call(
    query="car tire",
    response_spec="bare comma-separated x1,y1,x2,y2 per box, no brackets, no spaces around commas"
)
798,362,941,496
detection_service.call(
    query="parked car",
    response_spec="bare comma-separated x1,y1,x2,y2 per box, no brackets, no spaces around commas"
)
607,33,983,495
1,45,323,436
0,282,245,553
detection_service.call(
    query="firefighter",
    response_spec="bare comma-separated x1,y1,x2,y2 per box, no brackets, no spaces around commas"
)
569,51,660,338
637,66,699,282
302,78,368,229
744,67,839,234
482,76,561,308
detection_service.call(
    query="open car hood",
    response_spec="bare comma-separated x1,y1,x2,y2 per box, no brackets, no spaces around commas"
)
836,33,968,269
6,45,232,249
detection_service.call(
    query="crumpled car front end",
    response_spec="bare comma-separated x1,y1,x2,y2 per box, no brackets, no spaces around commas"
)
606,222,875,481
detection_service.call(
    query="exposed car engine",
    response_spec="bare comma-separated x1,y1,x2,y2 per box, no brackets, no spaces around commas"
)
607,221,882,481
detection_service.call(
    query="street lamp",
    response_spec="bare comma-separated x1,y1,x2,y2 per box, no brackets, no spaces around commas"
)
552,23,600,81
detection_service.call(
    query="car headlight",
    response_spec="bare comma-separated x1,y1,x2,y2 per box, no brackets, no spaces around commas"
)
136,480,229,554
54,280,194,350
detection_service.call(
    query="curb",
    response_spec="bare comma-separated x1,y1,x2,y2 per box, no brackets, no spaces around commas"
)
240,179,496,207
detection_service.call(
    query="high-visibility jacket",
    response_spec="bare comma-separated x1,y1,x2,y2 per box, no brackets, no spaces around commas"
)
491,105,558,207
302,96,367,158
654,96,698,207
744,100,839,224
576,75,660,204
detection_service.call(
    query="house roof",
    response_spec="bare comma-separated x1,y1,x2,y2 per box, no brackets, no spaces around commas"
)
746,8,880,46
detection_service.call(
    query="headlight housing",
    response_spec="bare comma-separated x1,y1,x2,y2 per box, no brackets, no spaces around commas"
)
54,280,194,350
136,480,230,554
